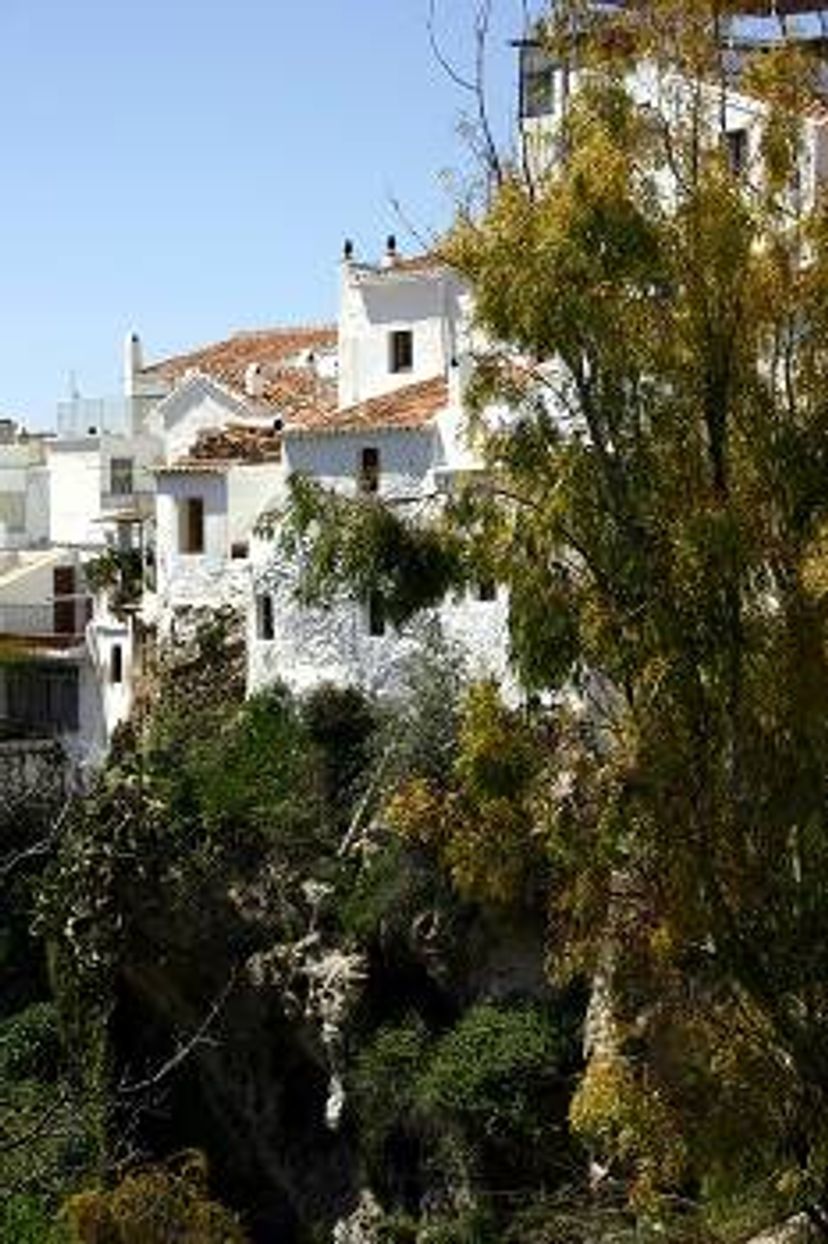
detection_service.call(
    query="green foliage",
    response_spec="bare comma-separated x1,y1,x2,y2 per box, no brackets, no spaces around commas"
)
60,1153,248,1244
388,682,548,907
0,1195,69,1244
416,1002,567,1146
0,1000,60,1081
83,549,142,611
352,1016,429,1159
270,4,828,1229
278,474,467,627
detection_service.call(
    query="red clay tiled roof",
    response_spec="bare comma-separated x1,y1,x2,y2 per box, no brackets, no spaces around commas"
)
142,326,337,393
259,367,337,419
288,375,448,437
154,424,284,473
390,252,447,273
187,423,283,464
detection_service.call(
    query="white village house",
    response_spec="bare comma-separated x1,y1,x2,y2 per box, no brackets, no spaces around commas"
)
5,12,828,772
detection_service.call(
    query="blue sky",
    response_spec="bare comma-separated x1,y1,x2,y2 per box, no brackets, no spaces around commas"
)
0,0,534,428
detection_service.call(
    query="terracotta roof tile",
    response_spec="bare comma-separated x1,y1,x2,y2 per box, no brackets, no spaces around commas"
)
259,367,337,419
187,423,283,464
288,375,448,437
142,326,337,393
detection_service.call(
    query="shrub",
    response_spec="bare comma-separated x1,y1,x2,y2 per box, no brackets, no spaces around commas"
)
61,1153,248,1244
415,1003,566,1145
0,1000,61,1081
0,1195,69,1243
352,1017,429,1158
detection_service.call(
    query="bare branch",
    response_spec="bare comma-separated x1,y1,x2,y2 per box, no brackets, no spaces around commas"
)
427,0,503,186
0,796,73,882
118,970,237,1098
427,0,478,93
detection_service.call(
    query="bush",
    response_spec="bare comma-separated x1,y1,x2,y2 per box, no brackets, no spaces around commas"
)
415,1003,566,1145
352,1017,429,1158
61,1153,248,1244
0,1001,61,1082
0,1195,68,1244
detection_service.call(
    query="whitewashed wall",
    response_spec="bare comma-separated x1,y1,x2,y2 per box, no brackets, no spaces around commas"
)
147,377,252,464
338,264,463,407
47,441,105,547
284,426,437,502
0,441,49,549
86,599,135,745
0,549,76,615
247,545,514,702
155,472,234,606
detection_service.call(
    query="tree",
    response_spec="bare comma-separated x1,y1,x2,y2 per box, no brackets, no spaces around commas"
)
280,2,828,1234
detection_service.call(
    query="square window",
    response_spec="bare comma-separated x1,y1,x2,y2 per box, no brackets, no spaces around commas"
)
477,579,497,602
389,330,413,374
231,540,249,560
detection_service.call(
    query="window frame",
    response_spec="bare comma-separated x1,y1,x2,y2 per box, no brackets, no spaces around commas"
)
179,496,205,555
389,329,414,375
367,591,386,637
358,447,380,495
110,456,135,497
111,643,123,685
256,593,275,641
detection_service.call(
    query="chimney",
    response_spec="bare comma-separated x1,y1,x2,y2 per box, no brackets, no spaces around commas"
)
381,234,399,269
124,330,143,398
245,362,265,399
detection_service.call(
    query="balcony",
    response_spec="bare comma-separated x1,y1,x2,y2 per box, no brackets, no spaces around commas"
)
0,599,91,651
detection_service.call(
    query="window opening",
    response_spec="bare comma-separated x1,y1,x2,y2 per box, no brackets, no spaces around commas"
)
257,594,275,641
725,128,748,177
111,643,123,685
53,566,76,635
368,591,386,637
180,497,205,554
358,447,380,494
389,330,413,374
477,579,497,602
110,457,134,496
520,44,557,118
231,540,249,560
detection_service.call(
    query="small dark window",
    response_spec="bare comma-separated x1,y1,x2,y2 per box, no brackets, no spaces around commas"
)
725,128,748,177
180,497,205,554
389,330,413,374
257,594,275,641
367,591,386,637
110,457,134,496
53,566,77,635
477,579,497,602
231,540,249,560
111,643,123,685
359,447,380,494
